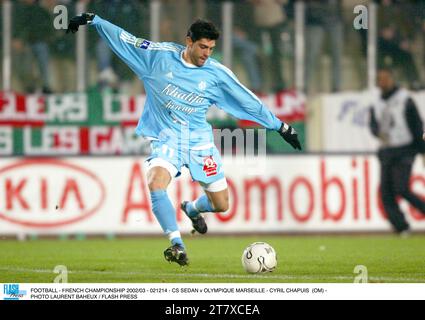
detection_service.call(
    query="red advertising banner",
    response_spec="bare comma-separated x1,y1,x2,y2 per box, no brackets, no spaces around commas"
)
0,91,306,156
0,155,424,235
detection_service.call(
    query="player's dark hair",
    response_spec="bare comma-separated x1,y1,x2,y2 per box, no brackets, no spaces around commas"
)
187,19,220,42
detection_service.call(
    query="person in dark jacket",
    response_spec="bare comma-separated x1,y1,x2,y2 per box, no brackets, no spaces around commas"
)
12,0,53,93
369,68,425,234
304,0,343,93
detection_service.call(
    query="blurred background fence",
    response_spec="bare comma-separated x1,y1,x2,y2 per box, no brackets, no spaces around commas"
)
1,1,425,156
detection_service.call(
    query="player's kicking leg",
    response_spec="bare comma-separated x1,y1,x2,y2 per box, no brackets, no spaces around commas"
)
182,181,229,234
146,164,188,266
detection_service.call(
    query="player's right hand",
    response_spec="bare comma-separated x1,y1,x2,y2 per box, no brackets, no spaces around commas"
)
66,13,95,34
278,123,302,150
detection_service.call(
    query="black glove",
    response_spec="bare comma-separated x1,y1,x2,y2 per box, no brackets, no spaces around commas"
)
278,123,302,150
66,13,95,34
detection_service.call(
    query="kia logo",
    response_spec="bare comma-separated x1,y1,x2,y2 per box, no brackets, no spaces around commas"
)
0,159,106,228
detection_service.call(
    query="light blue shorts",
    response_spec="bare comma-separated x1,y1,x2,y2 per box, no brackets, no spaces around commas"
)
145,140,227,191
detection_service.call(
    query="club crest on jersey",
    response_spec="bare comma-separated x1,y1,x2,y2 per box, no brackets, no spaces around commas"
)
202,156,218,176
198,81,207,91
135,38,151,49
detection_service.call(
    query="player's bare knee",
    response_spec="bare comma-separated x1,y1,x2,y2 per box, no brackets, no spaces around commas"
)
148,179,166,191
147,168,171,191
148,175,169,191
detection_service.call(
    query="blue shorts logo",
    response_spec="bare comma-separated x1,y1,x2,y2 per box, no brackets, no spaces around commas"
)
3,284,27,300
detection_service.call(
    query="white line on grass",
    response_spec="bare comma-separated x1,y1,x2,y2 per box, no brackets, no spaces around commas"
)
0,267,424,282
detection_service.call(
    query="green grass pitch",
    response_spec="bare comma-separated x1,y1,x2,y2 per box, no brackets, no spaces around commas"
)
0,235,424,283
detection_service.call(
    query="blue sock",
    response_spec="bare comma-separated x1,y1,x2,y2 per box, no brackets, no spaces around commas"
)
185,194,214,218
150,190,184,248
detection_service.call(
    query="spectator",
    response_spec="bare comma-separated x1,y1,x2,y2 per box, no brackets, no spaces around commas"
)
411,0,425,69
230,1,264,93
233,17,263,93
43,0,77,92
251,0,287,93
377,0,423,90
304,0,343,93
87,0,145,90
159,0,191,43
12,0,53,93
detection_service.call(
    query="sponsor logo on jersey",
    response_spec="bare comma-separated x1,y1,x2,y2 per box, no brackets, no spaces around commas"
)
164,100,196,115
161,84,205,105
135,38,151,49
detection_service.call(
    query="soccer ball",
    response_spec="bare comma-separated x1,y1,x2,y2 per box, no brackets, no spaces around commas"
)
241,242,277,274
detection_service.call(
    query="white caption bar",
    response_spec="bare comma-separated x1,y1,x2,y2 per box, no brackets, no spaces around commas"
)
1,283,425,300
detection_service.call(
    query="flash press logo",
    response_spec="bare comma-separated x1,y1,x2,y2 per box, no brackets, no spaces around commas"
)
3,284,27,300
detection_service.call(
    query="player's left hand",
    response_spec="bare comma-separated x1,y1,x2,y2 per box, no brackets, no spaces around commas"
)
278,123,302,150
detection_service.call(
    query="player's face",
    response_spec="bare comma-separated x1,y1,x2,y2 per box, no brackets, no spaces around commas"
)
377,70,395,93
185,37,216,67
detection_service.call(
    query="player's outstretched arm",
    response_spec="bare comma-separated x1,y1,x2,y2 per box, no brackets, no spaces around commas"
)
66,13,154,77
211,62,302,150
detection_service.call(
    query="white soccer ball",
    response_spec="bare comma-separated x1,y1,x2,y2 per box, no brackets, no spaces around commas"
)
241,242,277,274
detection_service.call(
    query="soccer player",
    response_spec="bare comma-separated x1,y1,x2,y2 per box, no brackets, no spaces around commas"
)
67,13,301,266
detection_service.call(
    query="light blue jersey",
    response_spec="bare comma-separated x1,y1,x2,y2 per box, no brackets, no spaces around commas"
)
91,15,282,150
